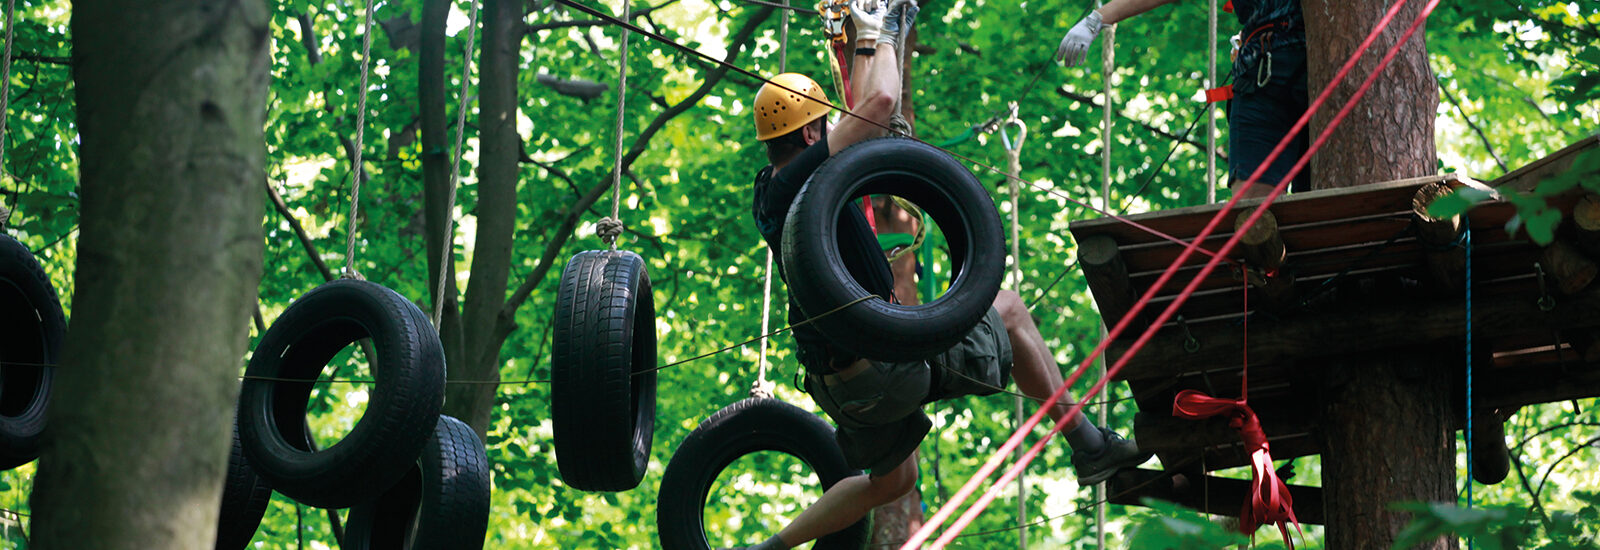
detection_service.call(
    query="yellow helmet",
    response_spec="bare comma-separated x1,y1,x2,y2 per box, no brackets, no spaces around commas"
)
754,73,832,141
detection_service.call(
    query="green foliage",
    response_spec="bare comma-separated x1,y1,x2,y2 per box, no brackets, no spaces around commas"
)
1127,499,1250,549
5,0,1598,546
1391,495,1600,550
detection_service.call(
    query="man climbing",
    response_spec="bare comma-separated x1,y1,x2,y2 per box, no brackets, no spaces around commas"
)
739,1,1149,547
1057,0,1310,197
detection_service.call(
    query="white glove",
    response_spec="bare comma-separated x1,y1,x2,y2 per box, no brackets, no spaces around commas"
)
1055,10,1104,67
878,0,919,48
850,0,887,44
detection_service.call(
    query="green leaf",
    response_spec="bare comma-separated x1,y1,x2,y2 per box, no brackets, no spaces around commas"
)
1428,186,1495,218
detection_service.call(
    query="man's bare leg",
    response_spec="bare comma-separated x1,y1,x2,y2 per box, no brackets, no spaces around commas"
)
992,290,1105,451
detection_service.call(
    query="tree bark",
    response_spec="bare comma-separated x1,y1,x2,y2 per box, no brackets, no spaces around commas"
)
1302,2,1450,548
421,0,466,400
33,1,268,548
1303,0,1438,188
1320,350,1457,550
446,0,522,437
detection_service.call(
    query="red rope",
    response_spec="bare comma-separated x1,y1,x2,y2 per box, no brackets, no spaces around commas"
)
1170,279,1302,548
904,0,1441,545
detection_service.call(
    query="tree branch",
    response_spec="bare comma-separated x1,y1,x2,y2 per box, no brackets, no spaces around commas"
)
524,0,682,35
1056,87,1228,163
265,180,334,282
1438,80,1509,175
500,6,775,323
13,52,69,65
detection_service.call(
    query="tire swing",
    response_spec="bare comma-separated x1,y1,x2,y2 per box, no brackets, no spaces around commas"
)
343,415,491,549
0,232,63,470
239,0,445,510
783,137,1005,362
657,398,868,550
0,0,61,471
549,5,657,493
215,418,273,550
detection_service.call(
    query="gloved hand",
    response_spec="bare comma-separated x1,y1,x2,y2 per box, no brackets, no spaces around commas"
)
1055,10,1104,67
878,0,920,48
850,0,887,44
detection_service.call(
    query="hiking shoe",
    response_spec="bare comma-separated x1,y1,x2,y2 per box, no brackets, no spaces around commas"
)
1072,427,1152,485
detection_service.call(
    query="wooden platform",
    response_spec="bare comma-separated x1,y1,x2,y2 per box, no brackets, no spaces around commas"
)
1069,136,1600,520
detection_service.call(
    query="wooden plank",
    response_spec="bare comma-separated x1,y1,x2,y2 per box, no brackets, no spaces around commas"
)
1109,284,1600,382
1107,468,1326,525
1080,235,1137,327
1071,175,1466,247
1489,135,1600,193
1480,360,1600,410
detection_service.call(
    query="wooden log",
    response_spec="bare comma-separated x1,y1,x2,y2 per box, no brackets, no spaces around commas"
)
1234,208,1285,272
1107,468,1326,525
1470,410,1511,485
1543,240,1598,296
1109,285,1600,382
1568,194,1600,258
1080,234,1137,328
1413,181,1466,290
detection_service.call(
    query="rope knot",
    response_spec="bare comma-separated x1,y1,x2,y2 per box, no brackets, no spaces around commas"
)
596,216,625,244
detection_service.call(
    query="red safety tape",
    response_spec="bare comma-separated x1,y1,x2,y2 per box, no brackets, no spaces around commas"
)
905,0,1440,545
1206,85,1235,103
1170,280,1302,548
1223,0,1234,13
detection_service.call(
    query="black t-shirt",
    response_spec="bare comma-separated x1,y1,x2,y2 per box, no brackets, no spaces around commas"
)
752,136,896,373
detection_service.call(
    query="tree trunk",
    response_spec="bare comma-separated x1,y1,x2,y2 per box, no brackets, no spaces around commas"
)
443,0,521,437
1320,350,1457,550
1303,0,1438,188
1302,2,1450,548
420,0,466,389
33,1,269,548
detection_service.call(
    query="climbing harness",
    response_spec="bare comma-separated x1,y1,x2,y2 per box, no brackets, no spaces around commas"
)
431,0,483,327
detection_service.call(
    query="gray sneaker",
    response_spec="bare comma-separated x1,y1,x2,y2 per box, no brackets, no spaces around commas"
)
1072,427,1152,485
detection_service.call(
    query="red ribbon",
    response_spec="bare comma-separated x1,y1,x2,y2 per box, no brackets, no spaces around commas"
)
1172,390,1302,548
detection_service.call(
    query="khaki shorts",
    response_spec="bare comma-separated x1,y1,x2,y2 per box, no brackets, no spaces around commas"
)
807,308,1014,473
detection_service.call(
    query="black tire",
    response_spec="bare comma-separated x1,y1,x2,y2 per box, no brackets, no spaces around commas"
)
343,415,491,550
782,137,1005,362
0,233,63,470
657,398,868,550
239,278,445,509
551,250,657,492
216,420,272,550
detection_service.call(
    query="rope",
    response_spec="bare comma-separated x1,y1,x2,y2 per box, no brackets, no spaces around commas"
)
1206,0,1219,205
599,0,633,249
905,0,1439,545
1002,107,1027,548
752,0,791,399
0,0,14,227
1465,227,1475,550
1096,12,1113,548
550,0,1227,261
431,0,483,327
341,0,379,279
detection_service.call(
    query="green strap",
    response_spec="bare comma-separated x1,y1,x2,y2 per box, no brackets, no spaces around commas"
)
936,127,976,148
918,212,937,301
877,232,915,251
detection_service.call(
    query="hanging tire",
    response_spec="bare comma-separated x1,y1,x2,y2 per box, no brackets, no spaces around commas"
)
239,278,445,509
0,233,63,470
782,137,1005,362
216,419,272,550
551,250,657,492
657,398,868,550
343,415,491,550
